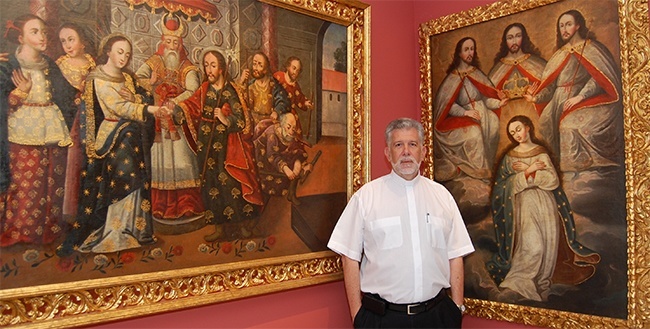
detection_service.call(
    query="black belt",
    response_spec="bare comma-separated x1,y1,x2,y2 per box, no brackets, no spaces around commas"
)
362,290,446,316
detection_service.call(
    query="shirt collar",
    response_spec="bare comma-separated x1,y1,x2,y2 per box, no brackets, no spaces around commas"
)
389,170,420,186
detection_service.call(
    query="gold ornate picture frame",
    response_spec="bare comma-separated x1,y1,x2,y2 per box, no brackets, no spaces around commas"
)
0,0,370,327
419,0,649,328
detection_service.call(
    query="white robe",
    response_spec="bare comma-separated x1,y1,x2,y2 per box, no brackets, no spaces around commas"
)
498,151,560,301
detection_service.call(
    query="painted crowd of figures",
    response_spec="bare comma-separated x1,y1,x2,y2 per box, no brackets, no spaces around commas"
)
433,9,623,302
0,13,316,258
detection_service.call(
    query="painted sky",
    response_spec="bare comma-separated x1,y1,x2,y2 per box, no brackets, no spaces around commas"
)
322,23,346,71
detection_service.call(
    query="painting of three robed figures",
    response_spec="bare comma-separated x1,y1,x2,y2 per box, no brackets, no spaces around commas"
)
427,0,626,319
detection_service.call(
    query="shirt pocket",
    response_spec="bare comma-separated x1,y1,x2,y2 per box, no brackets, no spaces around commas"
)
368,216,403,250
427,217,447,249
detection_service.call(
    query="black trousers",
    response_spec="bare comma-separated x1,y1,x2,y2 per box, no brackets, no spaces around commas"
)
353,292,462,328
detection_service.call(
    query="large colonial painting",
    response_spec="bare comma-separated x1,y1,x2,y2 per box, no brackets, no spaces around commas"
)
420,0,649,327
0,0,370,327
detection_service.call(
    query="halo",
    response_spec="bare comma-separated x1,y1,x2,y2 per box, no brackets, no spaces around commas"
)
199,46,229,77
97,32,129,55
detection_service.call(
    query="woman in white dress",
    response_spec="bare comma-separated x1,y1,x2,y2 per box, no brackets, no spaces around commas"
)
57,33,168,256
487,115,600,302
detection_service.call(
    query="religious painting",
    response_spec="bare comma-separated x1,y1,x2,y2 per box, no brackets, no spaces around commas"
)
419,0,649,327
0,0,370,327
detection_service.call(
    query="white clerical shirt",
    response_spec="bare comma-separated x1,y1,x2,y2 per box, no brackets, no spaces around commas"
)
327,171,474,304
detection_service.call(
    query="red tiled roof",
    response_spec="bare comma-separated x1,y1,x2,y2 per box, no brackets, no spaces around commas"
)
322,69,347,93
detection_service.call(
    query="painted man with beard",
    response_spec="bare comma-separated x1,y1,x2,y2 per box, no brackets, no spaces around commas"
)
171,48,263,241
488,23,547,146
135,13,204,225
489,23,547,101
238,51,290,127
523,9,625,222
433,37,507,183
253,112,311,205
524,10,623,174
328,118,474,328
273,56,313,137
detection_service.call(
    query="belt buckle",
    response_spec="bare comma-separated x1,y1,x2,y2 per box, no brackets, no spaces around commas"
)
407,304,417,315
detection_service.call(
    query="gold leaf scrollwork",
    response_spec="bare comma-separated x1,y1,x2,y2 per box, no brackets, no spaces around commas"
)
0,256,342,327
419,0,650,328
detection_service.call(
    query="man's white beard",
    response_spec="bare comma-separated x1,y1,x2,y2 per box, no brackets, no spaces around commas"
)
282,132,295,142
391,156,420,177
163,49,180,70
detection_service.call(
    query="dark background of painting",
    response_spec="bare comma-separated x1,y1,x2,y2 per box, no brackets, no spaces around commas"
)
427,0,627,319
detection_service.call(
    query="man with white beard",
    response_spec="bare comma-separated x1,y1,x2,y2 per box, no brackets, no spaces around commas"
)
327,118,474,328
135,13,204,227
253,112,312,205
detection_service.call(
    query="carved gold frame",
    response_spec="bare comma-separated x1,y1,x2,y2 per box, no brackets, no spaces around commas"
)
0,0,370,327
419,0,649,328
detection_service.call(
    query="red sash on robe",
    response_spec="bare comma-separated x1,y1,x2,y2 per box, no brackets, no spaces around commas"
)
435,74,501,132
535,49,619,121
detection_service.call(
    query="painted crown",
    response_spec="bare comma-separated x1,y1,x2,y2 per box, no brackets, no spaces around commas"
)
502,72,530,99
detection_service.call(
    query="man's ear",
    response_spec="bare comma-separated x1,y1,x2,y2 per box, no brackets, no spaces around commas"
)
422,145,428,158
384,146,390,161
